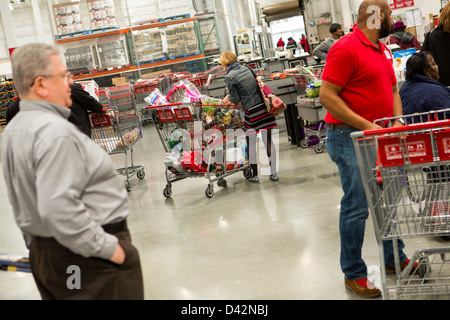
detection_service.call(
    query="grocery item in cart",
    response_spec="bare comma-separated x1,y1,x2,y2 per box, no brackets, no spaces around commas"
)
180,151,207,173
116,128,141,149
164,151,184,174
166,80,203,103
306,80,322,98
144,88,169,106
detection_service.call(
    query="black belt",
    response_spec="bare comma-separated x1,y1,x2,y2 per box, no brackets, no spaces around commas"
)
102,219,127,234
326,123,356,130
32,219,128,244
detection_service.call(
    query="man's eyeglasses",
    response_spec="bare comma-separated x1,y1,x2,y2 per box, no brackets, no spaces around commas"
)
30,71,72,87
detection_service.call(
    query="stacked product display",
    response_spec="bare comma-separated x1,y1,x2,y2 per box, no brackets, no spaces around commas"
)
86,0,118,29
0,81,17,126
133,29,165,64
53,2,83,35
166,23,199,58
55,15,209,82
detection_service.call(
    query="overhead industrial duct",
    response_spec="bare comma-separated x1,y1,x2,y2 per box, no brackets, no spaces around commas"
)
262,0,304,22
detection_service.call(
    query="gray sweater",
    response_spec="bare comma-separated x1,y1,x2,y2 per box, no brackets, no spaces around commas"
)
313,37,339,61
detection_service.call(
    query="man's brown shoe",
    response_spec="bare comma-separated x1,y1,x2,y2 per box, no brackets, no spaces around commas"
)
345,278,382,298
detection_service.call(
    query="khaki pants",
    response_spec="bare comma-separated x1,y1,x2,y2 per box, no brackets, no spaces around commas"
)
29,230,144,300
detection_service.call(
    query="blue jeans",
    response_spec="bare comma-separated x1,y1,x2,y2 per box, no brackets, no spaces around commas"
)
326,128,408,280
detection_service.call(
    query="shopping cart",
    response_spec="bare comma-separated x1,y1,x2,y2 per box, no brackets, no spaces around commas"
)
287,66,326,153
285,66,323,95
296,97,327,154
352,110,450,299
133,79,162,125
90,110,145,191
147,102,252,198
106,84,137,113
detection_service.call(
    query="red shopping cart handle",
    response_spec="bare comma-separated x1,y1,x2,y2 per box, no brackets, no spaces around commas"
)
144,103,183,109
363,119,450,136
145,103,235,109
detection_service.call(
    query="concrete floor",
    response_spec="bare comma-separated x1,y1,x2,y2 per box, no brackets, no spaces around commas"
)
0,116,448,300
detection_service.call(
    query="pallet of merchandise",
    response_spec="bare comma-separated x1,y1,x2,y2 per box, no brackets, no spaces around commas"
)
137,19,159,26
169,51,201,60
91,26,120,34
151,57,168,63
158,14,190,23
55,29,93,40
137,57,167,66
137,59,153,66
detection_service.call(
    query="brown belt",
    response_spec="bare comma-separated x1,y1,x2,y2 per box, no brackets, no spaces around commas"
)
326,123,356,130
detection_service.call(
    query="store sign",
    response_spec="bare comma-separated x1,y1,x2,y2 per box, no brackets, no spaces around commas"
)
236,29,253,55
388,0,415,10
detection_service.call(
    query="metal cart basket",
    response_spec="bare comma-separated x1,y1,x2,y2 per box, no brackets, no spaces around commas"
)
90,110,145,191
352,110,450,299
148,102,252,198
106,84,136,113
296,96,327,154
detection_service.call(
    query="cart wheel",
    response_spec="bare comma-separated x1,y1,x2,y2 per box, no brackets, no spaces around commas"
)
125,181,131,192
417,255,430,278
205,184,214,198
300,139,309,149
163,185,172,198
137,169,145,179
243,167,253,179
314,143,324,154
217,178,227,188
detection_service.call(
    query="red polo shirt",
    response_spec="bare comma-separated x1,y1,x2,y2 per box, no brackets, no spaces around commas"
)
322,27,397,124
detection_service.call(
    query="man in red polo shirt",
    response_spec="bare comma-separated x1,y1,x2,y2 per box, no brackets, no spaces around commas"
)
320,0,413,299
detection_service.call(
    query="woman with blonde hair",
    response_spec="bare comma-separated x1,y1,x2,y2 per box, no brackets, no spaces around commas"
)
220,50,278,182
425,2,450,86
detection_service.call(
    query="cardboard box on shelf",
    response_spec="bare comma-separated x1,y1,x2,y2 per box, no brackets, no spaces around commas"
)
76,79,99,101
112,77,128,86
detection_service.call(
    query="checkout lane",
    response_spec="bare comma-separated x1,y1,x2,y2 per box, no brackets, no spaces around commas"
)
203,53,328,150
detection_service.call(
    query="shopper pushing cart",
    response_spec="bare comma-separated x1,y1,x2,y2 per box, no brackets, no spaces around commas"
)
148,101,252,198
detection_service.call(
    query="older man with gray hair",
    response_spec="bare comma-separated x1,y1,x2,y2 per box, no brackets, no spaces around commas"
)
1,43,144,300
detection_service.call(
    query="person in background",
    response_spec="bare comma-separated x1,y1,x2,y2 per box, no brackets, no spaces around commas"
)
299,34,308,52
220,50,279,182
69,82,104,137
6,83,104,138
400,51,450,123
436,8,443,27
388,21,421,50
286,37,298,53
319,0,415,298
421,2,450,87
312,23,343,64
277,37,285,49
5,97,20,123
1,43,144,300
